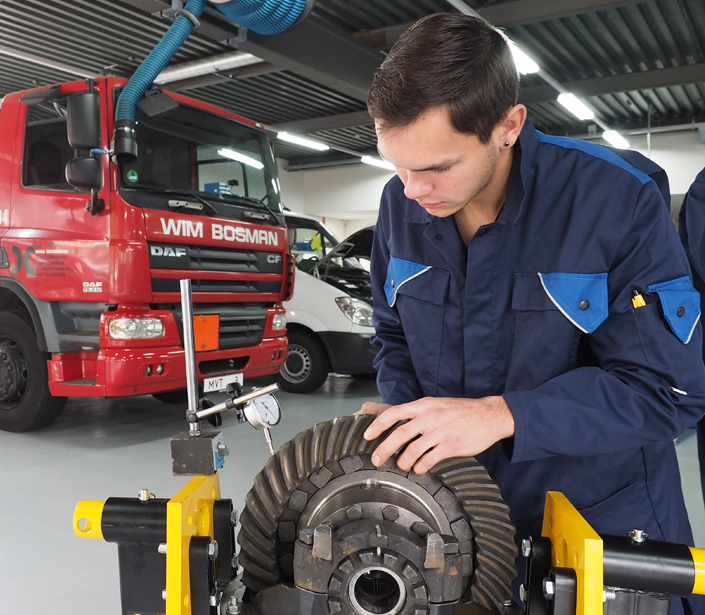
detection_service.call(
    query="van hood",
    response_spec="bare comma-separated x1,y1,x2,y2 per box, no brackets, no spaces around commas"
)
312,227,374,304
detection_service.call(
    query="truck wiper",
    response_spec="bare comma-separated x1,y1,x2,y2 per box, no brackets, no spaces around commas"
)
227,194,282,226
136,187,219,216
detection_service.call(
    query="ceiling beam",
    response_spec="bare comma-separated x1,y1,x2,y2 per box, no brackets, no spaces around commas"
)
520,63,705,104
116,0,242,45
163,62,280,92
478,0,646,27
239,15,384,103
271,110,372,134
357,0,646,51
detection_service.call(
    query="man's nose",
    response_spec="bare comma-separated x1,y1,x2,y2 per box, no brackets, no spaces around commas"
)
403,173,433,201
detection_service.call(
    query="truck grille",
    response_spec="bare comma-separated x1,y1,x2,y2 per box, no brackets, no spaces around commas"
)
169,304,268,350
149,242,283,296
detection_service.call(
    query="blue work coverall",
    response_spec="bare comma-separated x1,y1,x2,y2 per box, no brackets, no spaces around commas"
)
678,167,705,509
371,120,705,613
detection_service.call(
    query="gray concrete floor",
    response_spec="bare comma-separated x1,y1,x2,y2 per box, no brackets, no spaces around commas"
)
0,377,703,615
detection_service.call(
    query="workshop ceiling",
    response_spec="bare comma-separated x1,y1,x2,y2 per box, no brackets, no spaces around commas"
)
0,0,703,168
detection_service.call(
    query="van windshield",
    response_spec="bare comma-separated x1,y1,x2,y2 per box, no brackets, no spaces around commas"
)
119,103,282,214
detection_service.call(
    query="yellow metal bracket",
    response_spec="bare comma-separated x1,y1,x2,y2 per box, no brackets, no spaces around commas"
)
542,491,603,615
166,473,222,615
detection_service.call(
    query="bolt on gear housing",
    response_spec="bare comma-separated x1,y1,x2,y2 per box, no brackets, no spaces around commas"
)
237,415,518,615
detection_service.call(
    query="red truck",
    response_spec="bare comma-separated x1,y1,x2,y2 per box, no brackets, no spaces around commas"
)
0,77,292,432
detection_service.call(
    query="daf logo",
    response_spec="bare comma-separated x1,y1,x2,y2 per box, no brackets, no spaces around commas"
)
267,254,282,264
151,246,187,257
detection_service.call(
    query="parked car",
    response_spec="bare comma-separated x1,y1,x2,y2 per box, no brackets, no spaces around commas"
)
279,212,377,393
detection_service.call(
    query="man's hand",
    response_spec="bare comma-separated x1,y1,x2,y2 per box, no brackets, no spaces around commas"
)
356,402,392,416
360,396,515,474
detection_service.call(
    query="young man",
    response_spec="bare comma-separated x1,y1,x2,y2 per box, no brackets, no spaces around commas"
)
360,12,705,613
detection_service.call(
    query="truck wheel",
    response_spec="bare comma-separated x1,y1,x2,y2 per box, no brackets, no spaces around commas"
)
0,312,67,432
277,330,331,394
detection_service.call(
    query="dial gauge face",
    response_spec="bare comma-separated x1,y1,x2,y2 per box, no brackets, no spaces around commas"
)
252,394,281,427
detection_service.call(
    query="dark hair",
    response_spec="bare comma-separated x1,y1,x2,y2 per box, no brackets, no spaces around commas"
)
367,13,519,144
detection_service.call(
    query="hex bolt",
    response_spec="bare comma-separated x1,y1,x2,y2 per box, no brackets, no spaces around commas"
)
411,521,429,538
299,528,314,545
543,578,555,600
519,584,528,603
158,543,167,554
603,588,617,602
230,510,239,527
162,590,167,601
137,489,155,502
346,505,362,521
208,540,219,560
382,506,399,521
627,529,648,543
521,539,532,557
227,603,242,615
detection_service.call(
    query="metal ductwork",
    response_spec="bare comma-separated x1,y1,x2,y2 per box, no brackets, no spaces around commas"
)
154,50,263,84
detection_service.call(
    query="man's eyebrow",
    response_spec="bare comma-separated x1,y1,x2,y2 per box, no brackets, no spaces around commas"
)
376,148,459,172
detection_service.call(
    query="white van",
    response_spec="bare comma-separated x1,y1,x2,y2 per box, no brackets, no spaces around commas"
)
279,212,377,393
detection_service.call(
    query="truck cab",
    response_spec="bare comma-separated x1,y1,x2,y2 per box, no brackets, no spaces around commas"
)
0,78,291,431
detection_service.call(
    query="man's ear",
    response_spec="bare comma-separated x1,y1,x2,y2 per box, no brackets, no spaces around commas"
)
496,105,527,148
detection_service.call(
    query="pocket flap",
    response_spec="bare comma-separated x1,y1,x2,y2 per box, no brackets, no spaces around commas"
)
648,276,701,344
538,272,609,334
384,255,432,306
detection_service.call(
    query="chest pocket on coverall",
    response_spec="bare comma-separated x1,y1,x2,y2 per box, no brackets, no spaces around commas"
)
506,272,608,392
385,257,449,397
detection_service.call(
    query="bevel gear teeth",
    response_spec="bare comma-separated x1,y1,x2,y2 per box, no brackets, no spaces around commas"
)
237,414,517,615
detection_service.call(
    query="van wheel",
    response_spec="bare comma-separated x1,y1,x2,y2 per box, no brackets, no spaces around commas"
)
0,312,67,432
277,330,330,394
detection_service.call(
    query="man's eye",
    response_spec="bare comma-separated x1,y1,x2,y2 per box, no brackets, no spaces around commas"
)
433,166,450,173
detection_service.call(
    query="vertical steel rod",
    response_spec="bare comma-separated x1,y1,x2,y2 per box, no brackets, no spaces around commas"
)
180,279,200,434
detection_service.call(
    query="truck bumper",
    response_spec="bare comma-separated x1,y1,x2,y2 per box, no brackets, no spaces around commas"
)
317,331,378,375
47,337,287,397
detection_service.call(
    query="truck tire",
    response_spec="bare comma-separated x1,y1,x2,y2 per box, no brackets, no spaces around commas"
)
277,330,331,394
0,312,67,432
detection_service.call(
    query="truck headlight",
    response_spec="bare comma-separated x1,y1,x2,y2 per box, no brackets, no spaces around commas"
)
108,318,165,339
335,298,373,327
272,313,287,330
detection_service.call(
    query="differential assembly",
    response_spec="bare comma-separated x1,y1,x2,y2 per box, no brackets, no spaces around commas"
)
237,414,518,615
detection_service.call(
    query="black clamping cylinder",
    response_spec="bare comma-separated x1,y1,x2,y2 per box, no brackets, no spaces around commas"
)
101,497,169,543
602,535,695,597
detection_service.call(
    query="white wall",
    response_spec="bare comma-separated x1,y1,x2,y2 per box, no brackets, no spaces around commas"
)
277,128,705,232
615,129,705,196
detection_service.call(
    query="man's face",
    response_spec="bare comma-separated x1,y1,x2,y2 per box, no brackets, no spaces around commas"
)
375,107,499,218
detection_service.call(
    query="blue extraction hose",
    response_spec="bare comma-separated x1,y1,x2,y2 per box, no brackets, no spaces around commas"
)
213,0,308,35
113,0,310,162
115,0,206,123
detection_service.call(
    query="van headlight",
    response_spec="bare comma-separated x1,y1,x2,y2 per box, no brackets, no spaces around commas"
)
108,318,165,339
272,313,287,330
335,297,373,327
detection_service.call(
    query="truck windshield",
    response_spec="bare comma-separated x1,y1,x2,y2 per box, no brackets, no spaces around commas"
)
119,103,282,213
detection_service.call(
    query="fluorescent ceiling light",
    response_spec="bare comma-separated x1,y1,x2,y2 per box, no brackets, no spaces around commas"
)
361,156,395,171
603,130,630,149
277,132,330,151
507,41,540,74
557,93,595,120
217,148,264,169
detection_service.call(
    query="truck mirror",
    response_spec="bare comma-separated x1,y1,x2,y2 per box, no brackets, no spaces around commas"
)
67,91,100,150
66,157,102,190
